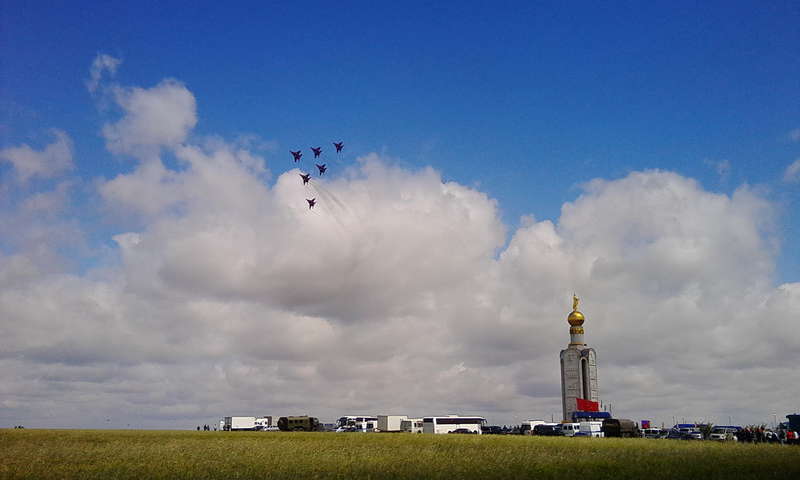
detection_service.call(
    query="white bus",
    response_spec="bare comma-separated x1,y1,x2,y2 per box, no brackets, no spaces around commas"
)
422,415,486,434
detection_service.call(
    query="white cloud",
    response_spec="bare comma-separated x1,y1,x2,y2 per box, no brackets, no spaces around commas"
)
87,53,121,94
1,73,797,430
0,130,73,182
789,128,800,142
102,79,197,157
783,158,800,183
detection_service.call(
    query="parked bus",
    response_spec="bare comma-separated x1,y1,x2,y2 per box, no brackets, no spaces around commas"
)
422,416,486,434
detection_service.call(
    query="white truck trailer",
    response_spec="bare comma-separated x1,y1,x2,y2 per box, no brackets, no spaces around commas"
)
377,415,408,432
222,416,258,431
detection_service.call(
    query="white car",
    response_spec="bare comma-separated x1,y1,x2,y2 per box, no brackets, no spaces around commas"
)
709,427,739,441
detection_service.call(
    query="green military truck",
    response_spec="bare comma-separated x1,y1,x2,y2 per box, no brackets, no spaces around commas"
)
277,416,321,432
602,418,640,438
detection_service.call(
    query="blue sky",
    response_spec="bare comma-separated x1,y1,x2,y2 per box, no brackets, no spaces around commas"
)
1,1,800,428
5,1,799,264
2,2,799,276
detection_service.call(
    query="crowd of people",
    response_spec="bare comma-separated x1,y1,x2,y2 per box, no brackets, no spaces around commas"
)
738,425,798,445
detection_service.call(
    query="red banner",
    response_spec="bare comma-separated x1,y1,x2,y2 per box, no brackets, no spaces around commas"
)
576,398,599,412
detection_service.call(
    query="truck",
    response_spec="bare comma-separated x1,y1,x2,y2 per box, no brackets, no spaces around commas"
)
400,418,424,434
336,416,378,432
277,416,321,432
222,416,258,431
601,418,640,438
377,415,408,432
254,416,274,430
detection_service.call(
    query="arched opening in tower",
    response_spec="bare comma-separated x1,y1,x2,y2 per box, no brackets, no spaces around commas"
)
581,358,590,400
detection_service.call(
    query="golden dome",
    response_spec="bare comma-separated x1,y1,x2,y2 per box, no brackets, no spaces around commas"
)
568,310,585,326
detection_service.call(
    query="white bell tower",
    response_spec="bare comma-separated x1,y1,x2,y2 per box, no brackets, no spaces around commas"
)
559,294,599,422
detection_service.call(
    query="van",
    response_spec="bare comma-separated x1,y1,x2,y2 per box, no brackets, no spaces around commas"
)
578,421,604,437
560,423,580,437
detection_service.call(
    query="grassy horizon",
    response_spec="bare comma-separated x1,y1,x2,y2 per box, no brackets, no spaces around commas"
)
1,429,798,479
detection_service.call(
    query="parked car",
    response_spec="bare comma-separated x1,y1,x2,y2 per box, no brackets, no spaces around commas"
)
481,425,504,435
666,429,685,440
677,426,703,440
666,429,701,440
641,427,663,439
533,423,563,436
449,428,478,434
709,426,740,441
684,431,703,440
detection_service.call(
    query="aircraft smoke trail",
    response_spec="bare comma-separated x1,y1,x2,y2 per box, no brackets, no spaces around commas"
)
311,201,348,234
311,181,356,219
307,183,351,232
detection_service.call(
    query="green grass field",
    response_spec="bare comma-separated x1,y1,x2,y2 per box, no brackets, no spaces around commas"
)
1,430,798,479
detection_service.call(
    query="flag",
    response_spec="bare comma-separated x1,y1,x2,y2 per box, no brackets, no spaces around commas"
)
576,398,600,412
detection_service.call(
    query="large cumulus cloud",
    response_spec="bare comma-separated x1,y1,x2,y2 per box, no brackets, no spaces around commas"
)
0,56,797,428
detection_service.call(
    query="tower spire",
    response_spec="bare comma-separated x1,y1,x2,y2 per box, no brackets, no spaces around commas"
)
567,293,586,346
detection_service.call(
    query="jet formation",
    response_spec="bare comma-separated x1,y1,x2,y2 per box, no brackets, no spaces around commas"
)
290,142,343,210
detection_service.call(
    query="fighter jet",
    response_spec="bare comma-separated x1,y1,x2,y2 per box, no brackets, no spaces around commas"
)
306,198,316,209
311,147,322,158
333,142,344,153
316,163,327,175
299,173,311,185
290,150,303,162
